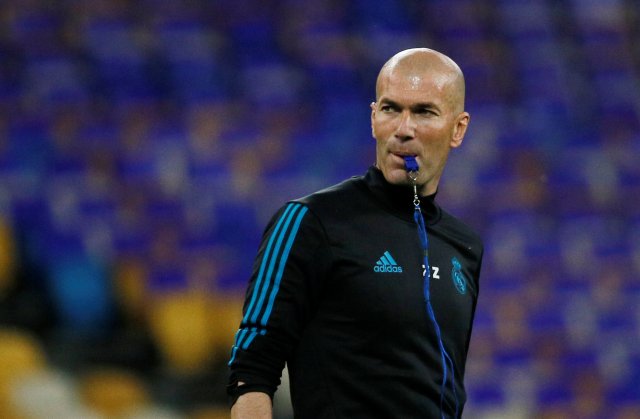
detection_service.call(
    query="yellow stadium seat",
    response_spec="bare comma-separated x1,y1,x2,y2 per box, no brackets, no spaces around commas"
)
147,291,218,374
147,289,245,375
79,368,149,417
0,327,47,418
209,294,243,357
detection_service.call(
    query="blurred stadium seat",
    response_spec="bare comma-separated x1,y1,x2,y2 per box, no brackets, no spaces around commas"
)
147,291,219,375
0,0,638,417
0,327,47,417
79,367,150,417
9,369,102,419
0,215,17,294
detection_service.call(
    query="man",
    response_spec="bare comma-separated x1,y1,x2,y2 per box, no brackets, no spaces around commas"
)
227,48,483,419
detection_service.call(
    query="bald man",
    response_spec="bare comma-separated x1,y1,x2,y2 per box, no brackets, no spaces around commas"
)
228,48,483,419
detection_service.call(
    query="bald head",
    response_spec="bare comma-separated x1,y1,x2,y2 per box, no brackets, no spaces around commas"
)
375,48,466,114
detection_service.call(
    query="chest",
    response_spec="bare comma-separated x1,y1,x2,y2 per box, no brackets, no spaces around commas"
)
319,213,478,339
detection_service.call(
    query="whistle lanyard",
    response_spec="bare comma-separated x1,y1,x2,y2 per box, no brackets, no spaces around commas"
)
405,157,459,419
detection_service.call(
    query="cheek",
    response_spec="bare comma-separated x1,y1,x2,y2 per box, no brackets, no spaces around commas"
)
375,136,388,158
371,119,384,138
418,124,450,147
372,125,392,149
372,115,398,136
416,128,451,160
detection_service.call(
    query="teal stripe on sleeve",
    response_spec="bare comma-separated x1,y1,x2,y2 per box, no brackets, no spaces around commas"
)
242,203,298,325
228,327,249,366
260,206,308,326
228,202,309,359
250,204,302,324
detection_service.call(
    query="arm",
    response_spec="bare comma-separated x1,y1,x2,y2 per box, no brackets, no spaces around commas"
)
231,389,272,419
227,203,329,414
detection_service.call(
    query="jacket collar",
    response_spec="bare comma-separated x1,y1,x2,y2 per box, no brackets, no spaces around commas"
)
363,166,442,225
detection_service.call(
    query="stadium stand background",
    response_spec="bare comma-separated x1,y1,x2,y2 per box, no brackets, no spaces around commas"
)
0,0,638,417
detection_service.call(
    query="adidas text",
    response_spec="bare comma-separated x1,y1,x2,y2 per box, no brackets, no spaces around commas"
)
374,265,403,273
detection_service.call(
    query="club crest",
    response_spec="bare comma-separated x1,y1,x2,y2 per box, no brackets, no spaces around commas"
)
451,257,467,294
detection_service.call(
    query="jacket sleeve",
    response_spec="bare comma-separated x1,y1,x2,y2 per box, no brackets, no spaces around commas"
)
227,202,329,404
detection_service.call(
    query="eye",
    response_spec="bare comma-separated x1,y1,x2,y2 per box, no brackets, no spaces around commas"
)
415,107,437,116
380,104,398,113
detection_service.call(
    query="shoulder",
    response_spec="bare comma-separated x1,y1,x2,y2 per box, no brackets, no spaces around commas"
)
438,208,484,253
261,175,365,239
293,175,365,211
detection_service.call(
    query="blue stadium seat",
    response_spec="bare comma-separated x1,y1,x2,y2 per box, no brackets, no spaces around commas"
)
1,0,639,415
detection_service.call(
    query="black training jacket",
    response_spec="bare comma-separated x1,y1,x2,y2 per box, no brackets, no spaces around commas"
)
228,166,483,419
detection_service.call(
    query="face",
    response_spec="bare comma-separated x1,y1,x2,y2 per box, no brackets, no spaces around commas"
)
370,65,469,196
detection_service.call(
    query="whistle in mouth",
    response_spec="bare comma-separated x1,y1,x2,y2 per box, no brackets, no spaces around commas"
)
404,156,419,172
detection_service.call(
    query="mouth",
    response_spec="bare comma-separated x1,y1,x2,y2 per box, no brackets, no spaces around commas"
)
390,152,418,166
391,151,417,157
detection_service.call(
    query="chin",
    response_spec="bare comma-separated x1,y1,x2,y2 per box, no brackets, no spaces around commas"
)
383,167,411,186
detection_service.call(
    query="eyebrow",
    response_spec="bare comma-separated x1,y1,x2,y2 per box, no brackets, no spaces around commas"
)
379,98,442,112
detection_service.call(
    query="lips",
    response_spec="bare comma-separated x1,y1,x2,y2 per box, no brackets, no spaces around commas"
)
390,152,418,165
391,151,417,158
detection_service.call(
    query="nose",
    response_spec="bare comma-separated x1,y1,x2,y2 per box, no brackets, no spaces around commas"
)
394,110,416,141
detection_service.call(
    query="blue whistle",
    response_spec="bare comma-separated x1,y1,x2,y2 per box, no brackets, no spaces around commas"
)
404,156,419,172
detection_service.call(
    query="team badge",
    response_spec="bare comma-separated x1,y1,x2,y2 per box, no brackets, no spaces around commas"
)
451,257,467,294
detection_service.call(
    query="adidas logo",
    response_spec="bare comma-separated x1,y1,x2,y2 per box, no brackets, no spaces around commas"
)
373,251,403,273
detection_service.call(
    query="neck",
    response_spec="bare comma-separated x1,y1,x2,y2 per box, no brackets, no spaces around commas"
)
416,176,439,197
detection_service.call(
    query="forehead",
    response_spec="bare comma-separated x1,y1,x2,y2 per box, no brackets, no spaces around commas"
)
378,66,455,105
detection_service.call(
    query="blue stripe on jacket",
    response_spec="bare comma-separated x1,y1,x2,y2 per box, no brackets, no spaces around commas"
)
228,203,308,365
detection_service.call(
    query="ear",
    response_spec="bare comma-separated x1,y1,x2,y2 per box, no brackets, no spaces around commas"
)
450,112,470,149
370,102,377,137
